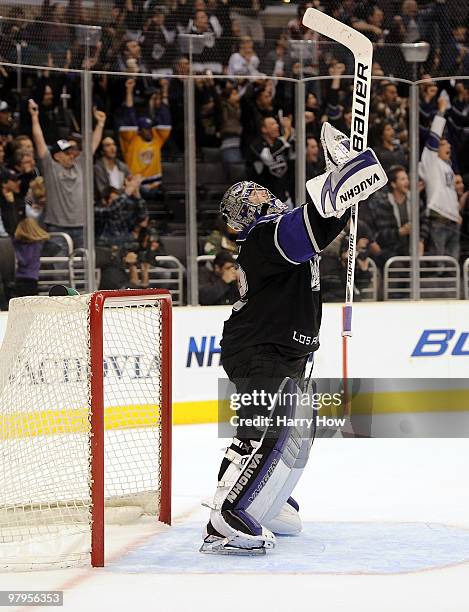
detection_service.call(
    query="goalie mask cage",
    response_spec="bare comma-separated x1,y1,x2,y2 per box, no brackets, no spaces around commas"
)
0,289,172,570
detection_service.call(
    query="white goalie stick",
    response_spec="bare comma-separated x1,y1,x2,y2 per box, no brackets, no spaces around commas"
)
302,8,373,337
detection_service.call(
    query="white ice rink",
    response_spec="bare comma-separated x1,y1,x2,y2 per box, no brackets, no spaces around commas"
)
2,424,469,612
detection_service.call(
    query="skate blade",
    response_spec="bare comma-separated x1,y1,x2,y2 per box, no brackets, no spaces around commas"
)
199,541,266,556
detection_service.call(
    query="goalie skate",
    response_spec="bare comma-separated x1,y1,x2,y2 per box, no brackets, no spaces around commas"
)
200,522,273,556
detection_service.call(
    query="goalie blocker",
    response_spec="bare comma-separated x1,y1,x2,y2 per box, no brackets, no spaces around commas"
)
306,145,387,219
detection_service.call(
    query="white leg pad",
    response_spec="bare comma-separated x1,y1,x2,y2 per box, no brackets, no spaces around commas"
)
264,500,302,535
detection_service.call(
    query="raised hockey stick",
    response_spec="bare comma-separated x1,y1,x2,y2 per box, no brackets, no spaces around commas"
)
302,8,373,337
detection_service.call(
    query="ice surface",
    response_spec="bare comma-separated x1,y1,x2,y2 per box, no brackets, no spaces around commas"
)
1,425,469,612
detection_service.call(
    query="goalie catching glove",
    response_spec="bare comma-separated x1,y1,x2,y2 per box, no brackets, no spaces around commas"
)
307,122,387,219
321,121,352,171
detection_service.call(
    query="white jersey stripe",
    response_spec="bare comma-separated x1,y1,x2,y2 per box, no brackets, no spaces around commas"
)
302,206,321,253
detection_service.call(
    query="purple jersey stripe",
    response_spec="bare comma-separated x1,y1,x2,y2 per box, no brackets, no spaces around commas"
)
277,207,316,263
426,132,440,152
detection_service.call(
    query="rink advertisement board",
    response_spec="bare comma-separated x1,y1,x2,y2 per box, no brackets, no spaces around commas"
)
0,300,468,427
346,301,469,378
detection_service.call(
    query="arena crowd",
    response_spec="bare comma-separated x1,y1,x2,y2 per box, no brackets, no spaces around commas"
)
0,0,468,306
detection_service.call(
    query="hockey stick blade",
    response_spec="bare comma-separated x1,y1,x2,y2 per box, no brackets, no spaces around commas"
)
302,9,372,65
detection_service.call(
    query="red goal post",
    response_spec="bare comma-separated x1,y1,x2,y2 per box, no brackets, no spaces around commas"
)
89,290,172,567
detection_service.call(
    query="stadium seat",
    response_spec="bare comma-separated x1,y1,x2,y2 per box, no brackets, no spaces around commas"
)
196,162,227,201
200,147,222,163
226,162,247,184
165,222,188,236
160,235,187,267
162,162,186,196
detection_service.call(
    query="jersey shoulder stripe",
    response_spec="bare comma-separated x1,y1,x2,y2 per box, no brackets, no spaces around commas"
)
276,206,319,263
274,217,300,265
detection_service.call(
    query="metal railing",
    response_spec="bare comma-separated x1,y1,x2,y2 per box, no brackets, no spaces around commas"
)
196,255,232,265
38,233,184,300
38,232,74,295
384,256,461,300
197,255,212,268
70,248,100,293
38,234,99,295
147,256,185,306
197,254,239,263
37,259,73,295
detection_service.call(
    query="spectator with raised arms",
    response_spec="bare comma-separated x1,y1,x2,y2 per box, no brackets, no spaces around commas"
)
29,98,106,251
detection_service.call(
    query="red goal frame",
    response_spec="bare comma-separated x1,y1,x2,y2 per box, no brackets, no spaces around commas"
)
88,289,172,567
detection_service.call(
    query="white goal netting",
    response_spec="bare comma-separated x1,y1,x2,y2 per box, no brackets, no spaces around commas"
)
0,293,166,569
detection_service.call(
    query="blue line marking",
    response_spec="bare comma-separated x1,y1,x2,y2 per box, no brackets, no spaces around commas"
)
107,522,469,574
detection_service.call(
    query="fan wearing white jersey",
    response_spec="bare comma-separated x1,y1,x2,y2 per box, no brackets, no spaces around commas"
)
419,95,462,259
200,124,387,555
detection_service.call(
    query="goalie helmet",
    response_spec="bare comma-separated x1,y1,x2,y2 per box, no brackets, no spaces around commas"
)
220,181,288,232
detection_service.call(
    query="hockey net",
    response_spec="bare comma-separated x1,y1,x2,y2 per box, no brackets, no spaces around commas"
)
0,290,172,570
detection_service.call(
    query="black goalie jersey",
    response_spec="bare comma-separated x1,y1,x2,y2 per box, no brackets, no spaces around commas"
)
220,200,350,359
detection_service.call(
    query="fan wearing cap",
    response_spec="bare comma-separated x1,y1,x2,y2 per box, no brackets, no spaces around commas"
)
119,78,171,201
28,99,106,251
49,139,78,168
0,168,25,236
